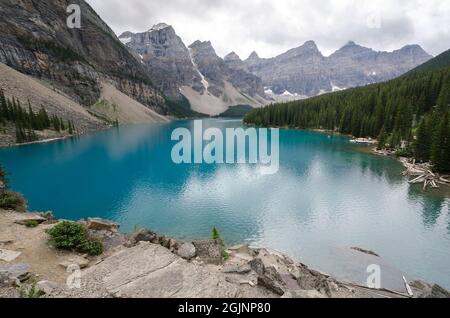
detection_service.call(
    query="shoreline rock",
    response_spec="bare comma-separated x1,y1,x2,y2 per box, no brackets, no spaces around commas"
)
1,210,449,298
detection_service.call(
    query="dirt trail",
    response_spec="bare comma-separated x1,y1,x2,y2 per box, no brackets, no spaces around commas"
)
0,210,80,284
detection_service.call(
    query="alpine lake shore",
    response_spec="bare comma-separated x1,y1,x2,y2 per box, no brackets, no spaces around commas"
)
1,206,449,298
1,123,450,298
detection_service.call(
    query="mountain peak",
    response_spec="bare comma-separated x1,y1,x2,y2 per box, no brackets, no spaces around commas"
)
189,40,216,53
189,40,212,48
224,51,241,61
333,41,373,55
149,23,172,32
279,40,322,60
399,44,429,55
189,41,219,60
118,31,133,39
303,40,318,49
247,51,260,60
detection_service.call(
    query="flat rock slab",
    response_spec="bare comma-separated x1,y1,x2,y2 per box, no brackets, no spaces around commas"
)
86,218,119,232
60,242,274,298
0,263,30,282
314,246,408,294
59,256,90,269
14,215,47,225
0,249,21,262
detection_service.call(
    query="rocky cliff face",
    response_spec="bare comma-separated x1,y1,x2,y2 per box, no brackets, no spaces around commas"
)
121,26,267,112
118,23,204,97
189,41,265,99
245,41,432,97
0,0,166,114
327,42,433,90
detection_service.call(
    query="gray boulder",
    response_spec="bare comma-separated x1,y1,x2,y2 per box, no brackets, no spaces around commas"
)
257,266,286,296
223,264,252,275
0,263,30,285
59,256,90,269
192,240,223,264
130,229,159,245
248,258,265,275
177,243,197,260
414,282,450,298
37,280,59,295
428,284,450,298
86,218,119,232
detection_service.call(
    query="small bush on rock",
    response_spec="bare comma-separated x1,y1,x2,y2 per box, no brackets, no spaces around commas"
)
48,221,87,250
19,280,42,299
0,165,27,212
47,221,104,256
78,239,103,256
0,191,27,212
24,220,39,228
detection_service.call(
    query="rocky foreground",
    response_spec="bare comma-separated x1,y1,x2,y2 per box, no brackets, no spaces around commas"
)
1,210,449,299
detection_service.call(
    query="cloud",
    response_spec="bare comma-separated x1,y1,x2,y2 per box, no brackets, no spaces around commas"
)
86,0,450,58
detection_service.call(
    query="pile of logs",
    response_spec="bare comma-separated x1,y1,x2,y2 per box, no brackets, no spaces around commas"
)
401,159,450,190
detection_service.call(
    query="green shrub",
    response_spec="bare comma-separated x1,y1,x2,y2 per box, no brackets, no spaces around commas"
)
396,147,414,158
0,191,27,212
24,220,39,228
19,280,42,298
48,221,87,250
78,239,103,256
0,164,8,186
47,221,104,256
212,226,230,260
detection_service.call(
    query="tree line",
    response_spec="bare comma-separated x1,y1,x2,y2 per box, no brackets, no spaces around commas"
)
244,50,450,173
0,89,76,143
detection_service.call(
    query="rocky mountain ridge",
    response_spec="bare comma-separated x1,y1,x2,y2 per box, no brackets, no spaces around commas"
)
0,0,167,115
120,21,431,108
0,0,434,119
244,40,432,97
119,24,267,115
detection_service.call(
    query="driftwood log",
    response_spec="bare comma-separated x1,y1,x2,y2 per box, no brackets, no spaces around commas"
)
400,158,450,190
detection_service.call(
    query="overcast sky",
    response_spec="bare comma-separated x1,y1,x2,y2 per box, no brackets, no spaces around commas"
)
86,0,449,59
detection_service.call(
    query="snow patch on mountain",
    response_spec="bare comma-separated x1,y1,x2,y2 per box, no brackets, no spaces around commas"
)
188,48,210,95
264,87,307,102
331,83,345,92
120,37,131,45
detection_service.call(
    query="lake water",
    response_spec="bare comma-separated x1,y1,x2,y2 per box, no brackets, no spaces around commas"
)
1,119,449,289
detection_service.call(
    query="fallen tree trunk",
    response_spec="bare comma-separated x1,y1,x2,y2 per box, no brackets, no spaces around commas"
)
401,158,450,190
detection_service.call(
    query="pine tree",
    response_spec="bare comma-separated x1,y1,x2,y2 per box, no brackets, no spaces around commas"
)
211,226,229,260
431,113,450,172
68,120,74,135
437,78,450,113
414,116,433,162
377,127,387,150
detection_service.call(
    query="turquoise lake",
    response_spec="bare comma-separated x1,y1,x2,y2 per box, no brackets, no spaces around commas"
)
1,119,449,289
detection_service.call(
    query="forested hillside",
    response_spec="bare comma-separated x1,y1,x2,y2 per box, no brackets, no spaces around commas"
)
245,49,450,172
0,90,75,144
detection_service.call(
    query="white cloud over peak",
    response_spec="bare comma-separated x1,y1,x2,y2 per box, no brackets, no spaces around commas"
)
86,0,450,58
